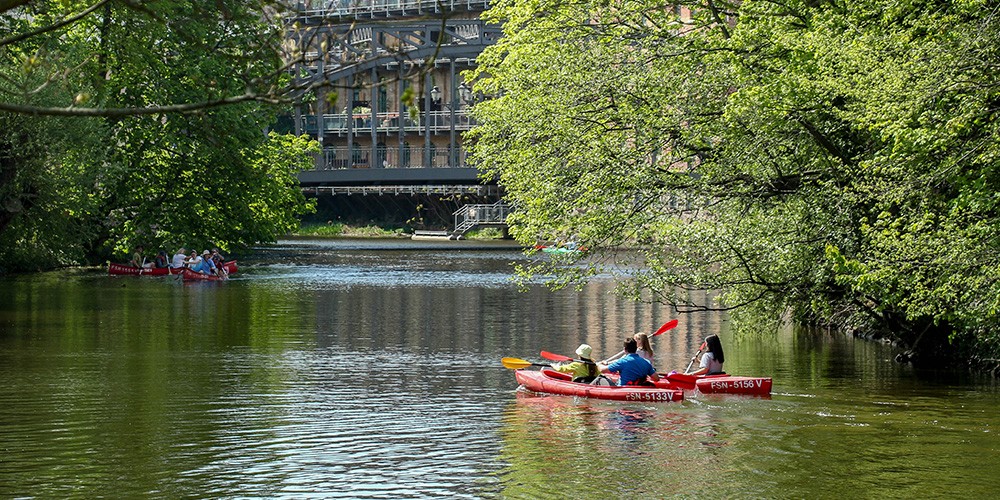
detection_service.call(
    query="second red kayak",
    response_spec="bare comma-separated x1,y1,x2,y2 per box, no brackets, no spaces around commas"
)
657,373,772,396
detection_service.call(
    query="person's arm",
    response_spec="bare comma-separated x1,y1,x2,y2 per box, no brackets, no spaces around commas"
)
687,366,709,376
686,352,711,376
601,350,625,364
552,362,573,374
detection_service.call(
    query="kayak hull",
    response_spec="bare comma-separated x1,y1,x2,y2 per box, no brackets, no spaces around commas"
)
108,263,180,276
658,373,772,396
181,267,229,281
535,245,585,255
110,261,238,277
514,369,683,403
696,375,772,395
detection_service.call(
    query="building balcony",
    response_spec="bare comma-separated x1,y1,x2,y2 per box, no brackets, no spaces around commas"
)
301,110,476,136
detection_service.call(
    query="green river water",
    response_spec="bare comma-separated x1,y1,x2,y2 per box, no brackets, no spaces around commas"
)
0,238,997,498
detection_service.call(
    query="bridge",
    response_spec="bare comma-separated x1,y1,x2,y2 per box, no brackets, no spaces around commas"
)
285,1,509,234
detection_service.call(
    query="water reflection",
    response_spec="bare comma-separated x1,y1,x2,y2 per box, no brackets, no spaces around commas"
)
0,239,998,497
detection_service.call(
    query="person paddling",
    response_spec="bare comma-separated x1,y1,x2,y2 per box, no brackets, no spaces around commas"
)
170,248,187,269
191,250,216,275
598,338,659,386
154,250,169,269
686,334,725,376
601,332,655,370
553,344,599,383
130,245,146,268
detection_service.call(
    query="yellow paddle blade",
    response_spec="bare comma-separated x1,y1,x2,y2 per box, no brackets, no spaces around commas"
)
501,357,534,369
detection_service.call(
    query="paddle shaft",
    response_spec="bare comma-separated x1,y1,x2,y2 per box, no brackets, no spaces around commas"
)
594,319,680,364
684,342,707,373
501,357,553,370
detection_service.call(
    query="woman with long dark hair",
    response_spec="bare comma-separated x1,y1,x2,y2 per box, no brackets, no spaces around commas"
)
687,335,725,375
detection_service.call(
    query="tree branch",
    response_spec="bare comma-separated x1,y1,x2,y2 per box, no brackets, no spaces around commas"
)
0,0,111,48
0,92,285,117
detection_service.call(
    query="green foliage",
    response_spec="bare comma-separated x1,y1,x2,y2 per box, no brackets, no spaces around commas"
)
470,0,1000,363
291,222,406,238
464,227,504,240
0,111,106,271
294,222,346,237
0,1,318,271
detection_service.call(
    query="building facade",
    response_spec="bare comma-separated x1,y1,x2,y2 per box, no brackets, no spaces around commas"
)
288,1,499,189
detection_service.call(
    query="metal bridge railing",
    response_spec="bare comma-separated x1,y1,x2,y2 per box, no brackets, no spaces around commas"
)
314,146,470,169
291,0,492,21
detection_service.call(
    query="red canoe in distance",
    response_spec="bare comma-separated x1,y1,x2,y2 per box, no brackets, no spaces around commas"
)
108,263,180,276
181,267,231,281
109,261,238,276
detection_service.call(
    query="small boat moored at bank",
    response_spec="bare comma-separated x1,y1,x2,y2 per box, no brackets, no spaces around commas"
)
534,244,586,255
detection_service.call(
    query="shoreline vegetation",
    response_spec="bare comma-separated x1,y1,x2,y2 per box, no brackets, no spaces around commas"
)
289,222,506,240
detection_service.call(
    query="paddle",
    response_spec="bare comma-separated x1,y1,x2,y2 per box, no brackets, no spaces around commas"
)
539,350,596,364
575,319,679,365
661,341,707,390
653,319,679,336
684,341,707,373
501,357,552,370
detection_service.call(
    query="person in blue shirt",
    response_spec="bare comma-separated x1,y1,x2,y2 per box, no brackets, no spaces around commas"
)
192,250,217,275
598,338,659,386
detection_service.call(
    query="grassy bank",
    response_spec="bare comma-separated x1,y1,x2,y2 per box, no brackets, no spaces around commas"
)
290,222,407,238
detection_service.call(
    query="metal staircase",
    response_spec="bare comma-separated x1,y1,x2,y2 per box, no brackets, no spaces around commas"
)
452,200,512,237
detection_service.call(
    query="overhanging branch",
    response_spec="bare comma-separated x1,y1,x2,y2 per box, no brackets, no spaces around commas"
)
0,92,285,117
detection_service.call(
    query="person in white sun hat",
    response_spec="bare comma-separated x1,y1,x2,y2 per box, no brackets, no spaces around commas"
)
553,344,599,383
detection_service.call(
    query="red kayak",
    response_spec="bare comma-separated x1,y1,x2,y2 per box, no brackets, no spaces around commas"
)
657,372,772,396
181,267,230,281
109,261,238,276
515,369,683,402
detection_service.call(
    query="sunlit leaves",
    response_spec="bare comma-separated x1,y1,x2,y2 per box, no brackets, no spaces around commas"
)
472,0,1000,362
0,1,317,270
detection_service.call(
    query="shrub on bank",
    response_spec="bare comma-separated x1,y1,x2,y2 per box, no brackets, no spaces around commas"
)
291,222,406,238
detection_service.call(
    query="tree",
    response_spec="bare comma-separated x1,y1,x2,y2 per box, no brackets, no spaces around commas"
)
0,0,318,271
469,0,1000,368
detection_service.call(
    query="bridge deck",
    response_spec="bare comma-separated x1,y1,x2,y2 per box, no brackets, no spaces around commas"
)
299,167,482,186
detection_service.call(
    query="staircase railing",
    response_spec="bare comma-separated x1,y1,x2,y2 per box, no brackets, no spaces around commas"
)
452,200,512,236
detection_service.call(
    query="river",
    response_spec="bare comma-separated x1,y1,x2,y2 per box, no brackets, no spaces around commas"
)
0,238,997,498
